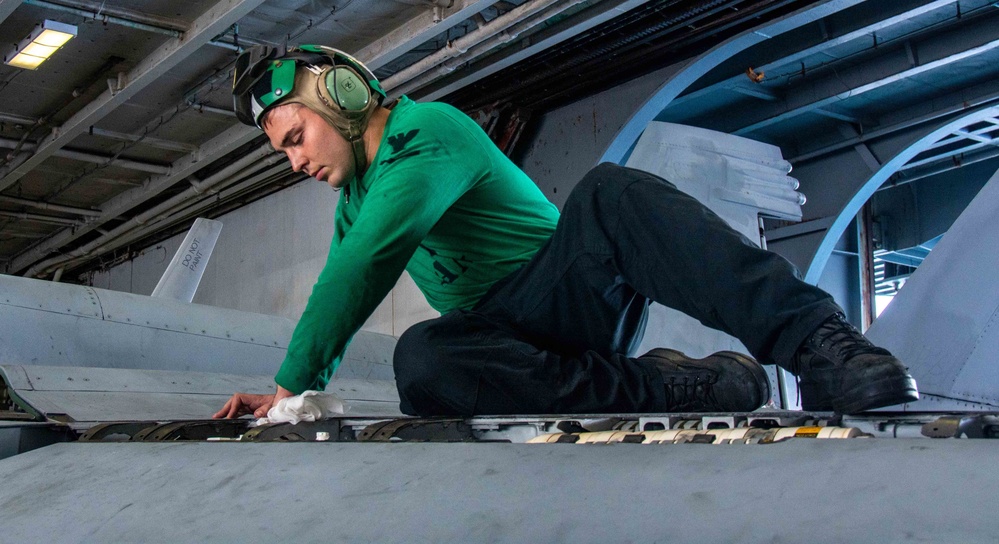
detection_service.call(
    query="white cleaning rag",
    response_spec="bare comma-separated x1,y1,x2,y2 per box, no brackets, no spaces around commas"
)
252,390,348,426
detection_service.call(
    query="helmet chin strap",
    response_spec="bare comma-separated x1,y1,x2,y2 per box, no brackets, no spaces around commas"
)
277,67,378,178
344,120,370,177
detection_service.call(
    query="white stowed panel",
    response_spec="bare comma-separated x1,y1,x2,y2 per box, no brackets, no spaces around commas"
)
151,218,223,302
625,122,804,242
625,122,805,407
866,167,999,411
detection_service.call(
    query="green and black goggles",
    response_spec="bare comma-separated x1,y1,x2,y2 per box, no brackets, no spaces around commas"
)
232,44,329,127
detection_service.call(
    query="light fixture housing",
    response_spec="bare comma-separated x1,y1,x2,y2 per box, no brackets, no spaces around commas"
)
4,20,78,70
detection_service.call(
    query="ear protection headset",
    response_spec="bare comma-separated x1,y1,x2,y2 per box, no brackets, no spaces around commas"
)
233,44,387,174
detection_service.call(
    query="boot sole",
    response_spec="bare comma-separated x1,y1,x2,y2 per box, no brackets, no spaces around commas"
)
804,375,919,413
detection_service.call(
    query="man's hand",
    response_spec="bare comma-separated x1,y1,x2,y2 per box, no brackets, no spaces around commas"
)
213,385,295,419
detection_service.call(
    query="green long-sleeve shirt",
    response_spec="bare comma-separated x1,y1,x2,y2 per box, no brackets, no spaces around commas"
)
275,97,560,394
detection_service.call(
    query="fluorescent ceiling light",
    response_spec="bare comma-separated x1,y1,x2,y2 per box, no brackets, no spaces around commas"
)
4,20,77,70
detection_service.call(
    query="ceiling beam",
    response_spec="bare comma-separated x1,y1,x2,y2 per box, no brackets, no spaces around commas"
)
669,0,962,110
382,0,570,93
920,124,999,152
0,0,267,193
416,0,654,102
731,14,999,135
88,127,200,154
884,145,999,189
813,107,860,124
790,77,999,163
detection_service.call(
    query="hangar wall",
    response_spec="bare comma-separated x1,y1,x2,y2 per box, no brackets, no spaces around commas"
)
519,62,686,209
90,179,438,338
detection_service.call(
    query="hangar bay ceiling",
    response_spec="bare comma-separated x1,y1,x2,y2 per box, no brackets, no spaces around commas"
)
0,0,997,284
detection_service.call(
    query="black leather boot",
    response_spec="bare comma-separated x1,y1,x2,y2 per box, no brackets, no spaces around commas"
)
639,348,771,412
793,313,919,413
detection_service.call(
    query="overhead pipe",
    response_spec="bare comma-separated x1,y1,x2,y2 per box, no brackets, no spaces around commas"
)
146,162,290,229
2,117,199,154
56,149,171,175
28,0,189,31
0,137,171,174
0,195,102,217
0,231,47,239
0,210,83,227
28,158,290,277
0,112,38,125
417,0,655,102
190,103,237,117
25,151,285,277
87,127,199,154
381,0,569,92
96,144,274,227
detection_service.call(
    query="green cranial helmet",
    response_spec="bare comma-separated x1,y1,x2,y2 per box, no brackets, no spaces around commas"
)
232,44,387,173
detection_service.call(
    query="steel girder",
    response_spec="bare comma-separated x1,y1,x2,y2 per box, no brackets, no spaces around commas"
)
355,0,499,71
667,0,963,113
417,0,656,102
728,11,999,136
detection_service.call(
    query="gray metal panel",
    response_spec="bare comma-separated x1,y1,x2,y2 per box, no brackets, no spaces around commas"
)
1,365,402,423
867,166,999,409
0,274,398,379
1,439,998,543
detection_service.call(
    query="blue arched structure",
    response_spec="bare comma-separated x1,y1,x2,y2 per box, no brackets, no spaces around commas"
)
802,104,999,284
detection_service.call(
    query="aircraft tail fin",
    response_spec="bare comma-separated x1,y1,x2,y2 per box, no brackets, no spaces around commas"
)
151,218,223,302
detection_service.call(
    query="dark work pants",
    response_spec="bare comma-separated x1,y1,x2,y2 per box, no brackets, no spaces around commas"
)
394,163,841,416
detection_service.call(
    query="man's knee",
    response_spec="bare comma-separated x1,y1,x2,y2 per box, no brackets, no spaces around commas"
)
393,314,484,416
566,163,674,214
394,320,442,394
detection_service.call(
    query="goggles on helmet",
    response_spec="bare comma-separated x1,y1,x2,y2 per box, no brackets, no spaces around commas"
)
232,44,385,128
